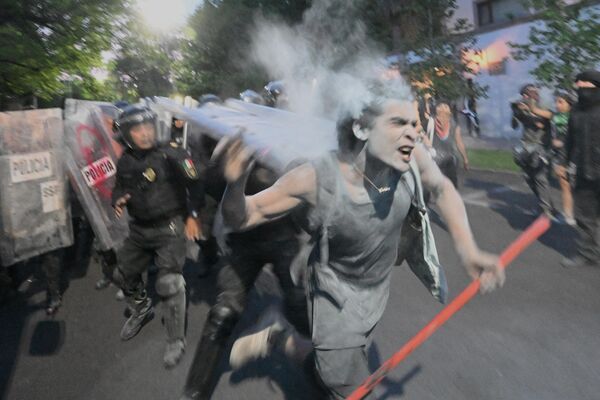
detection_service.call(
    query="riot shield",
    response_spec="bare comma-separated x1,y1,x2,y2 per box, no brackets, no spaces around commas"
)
0,109,73,266
152,97,337,174
63,99,129,252
142,98,172,145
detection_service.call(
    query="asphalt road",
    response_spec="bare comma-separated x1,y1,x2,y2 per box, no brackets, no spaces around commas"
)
1,168,599,400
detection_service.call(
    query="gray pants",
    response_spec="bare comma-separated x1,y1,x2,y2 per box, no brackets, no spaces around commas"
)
522,161,553,213
310,346,375,400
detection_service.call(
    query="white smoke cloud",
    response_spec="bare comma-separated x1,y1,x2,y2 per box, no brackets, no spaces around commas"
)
249,0,413,121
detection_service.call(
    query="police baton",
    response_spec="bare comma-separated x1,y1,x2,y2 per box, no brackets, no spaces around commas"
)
346,215,551,400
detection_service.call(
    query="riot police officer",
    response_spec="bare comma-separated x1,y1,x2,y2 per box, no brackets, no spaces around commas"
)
111,105,205,368
263,80,288,109
179,156,309,400
511,84,555,216
197,94,222,107
239,89,265,105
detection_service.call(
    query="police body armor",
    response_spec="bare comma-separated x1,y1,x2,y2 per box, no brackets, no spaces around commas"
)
113,145,195,223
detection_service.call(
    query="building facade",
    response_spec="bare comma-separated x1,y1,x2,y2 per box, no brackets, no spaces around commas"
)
429,0,596,138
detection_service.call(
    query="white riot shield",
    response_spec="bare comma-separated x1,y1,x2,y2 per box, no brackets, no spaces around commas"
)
0,109,73,266
142,98,172,145
152,97,337,174
63,99,129,252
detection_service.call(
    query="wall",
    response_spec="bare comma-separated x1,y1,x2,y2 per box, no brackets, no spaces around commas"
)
470,21,542,138
451,1,597,138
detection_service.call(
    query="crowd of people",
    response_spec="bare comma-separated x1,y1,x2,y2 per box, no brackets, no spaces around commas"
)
0,70,598,400
510,71,600,267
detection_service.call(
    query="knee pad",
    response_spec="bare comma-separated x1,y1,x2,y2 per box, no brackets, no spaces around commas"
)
113,268,145,299
205,304,239,342
155,273,185,297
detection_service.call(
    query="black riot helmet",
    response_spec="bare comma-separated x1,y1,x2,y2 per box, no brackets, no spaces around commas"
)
197,94,222,107
113,104,158,150
262,80,287,108
113,100,130,110
239,89,265,105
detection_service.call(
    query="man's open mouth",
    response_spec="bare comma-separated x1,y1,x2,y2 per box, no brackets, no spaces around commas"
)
398,145,414,160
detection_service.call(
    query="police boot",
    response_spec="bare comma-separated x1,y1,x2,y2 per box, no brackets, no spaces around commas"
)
46,292,62,316
120,292,153,341
157,274,187,368
164,338,186,369
162,289,186,369
95,277,112,290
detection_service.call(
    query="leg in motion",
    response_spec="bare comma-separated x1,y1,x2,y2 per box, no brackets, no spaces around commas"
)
156,272,187,368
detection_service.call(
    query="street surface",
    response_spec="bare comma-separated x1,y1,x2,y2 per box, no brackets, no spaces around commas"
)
2,168,599,400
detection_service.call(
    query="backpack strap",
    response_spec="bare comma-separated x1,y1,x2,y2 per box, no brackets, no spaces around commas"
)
304,153,346,309
397,159,448,303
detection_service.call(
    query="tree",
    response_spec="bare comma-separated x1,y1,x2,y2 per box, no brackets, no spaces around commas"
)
374,0,487,102
111,20,180,101
509,0,600,90
175,0,310,98
0,0,129,106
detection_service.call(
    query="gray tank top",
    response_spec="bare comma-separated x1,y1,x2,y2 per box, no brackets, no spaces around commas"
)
302,152,414,349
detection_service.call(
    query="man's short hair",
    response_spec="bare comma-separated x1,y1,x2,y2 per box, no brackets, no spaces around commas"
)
554,90,577,105
336,103,383,153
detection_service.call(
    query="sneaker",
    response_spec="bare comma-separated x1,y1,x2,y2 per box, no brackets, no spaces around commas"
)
542,208,559,223
120,299,153,341
229,307,290,369
95,277,112,290
565,216,577,227
163,339,186,369
561,255,597,269
115,289,125,301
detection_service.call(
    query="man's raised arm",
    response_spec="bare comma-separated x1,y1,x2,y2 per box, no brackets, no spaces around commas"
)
413,143,505,292
216,137,316,231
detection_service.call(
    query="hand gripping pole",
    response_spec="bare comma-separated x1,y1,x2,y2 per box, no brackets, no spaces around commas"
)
346,215,551,400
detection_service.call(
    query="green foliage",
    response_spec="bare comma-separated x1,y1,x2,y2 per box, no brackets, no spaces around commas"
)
408,35,487,102
111,19,180,101
467,149,520,172
509,0,600,89
0,0,129,104
360,1,394,50
375,0,486,102
175,0,310,98
175,0,484,101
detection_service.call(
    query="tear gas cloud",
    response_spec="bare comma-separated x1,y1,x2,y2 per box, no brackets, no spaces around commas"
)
249,0,413,121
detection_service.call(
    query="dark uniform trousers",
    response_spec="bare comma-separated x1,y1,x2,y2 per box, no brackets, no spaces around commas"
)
117,216,187,293
573,178,600,262
218,235,308,335
41,248,65,299
182,231,310,399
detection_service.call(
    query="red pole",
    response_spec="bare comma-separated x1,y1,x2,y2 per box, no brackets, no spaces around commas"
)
346,215,551,400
